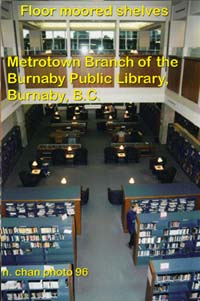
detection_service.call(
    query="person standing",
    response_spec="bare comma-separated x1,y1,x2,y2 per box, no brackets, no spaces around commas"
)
127,204,138,249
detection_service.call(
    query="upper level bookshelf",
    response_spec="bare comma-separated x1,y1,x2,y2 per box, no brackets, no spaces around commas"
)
2,186,82,234
121,183,200,233
167,123,200,188
134,211,200,265
1,264,74,301
1,216,76,267
145,257,200,301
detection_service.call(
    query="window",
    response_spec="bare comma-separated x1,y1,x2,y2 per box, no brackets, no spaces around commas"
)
120,31,138,54
150,29,161,54
71,30,115,55
42,31,66,53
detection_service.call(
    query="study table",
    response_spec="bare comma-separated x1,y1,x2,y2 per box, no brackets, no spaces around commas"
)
106,121,139,132
49,130,81,144
37,143,81,161
111,142,155,157
121,183,200,233
51,121,87,135
2,186,82,235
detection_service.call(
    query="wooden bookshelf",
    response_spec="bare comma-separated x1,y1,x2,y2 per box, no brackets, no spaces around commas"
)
2,216,77,267
2,186,82,235
134,211,200,265
145,257,200,301
1,263,74,301
121,183,200,233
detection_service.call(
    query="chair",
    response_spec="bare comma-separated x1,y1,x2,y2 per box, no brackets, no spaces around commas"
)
104,147,117,163
74,148,88,165
80,111,88,120
107,188,123,205
158,167,177,183
125,147,140,163
81,187,89,205
51,149,66,165
19,171,41,187
97,121,106,131
96,109,104,119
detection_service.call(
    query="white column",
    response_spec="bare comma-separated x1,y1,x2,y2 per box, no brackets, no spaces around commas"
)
159,104,175,144
16,106,28,147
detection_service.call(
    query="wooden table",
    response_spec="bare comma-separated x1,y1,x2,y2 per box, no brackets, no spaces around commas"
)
51,121,87,135
37,143,81,160
111,142,155,157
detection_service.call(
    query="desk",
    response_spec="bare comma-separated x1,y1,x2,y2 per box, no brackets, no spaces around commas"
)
117,152,126,158
49,130,80,144
2,186,82,235
121,183,200,233
106,121,138,132
111,142,155,157
31,169,42,175
51,122,87,135
154,165,164,171
37,143,81,160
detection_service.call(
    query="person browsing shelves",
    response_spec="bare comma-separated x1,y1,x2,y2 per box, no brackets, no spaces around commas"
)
127,204,140,249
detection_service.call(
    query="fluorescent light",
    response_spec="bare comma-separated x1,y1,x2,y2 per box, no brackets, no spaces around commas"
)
61,177,67,184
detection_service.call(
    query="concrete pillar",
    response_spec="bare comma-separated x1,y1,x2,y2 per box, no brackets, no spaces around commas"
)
159,104,175,144
29,30,42,54
138,31,150,52
16,106,28,147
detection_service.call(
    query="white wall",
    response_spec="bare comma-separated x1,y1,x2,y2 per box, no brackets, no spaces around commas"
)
168,20,186,50
1,20,17,55
190,1,200,15
185,16,200,48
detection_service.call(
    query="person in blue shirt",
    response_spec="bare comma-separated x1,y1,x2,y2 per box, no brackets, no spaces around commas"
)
127,204,138,249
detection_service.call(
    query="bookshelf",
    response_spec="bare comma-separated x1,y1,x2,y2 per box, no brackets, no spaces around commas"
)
2,186,82,235
1,216,76,267
134,211,200,265
1,264,74,301
167,123,200,187
121,183,200,233
145,257,200,301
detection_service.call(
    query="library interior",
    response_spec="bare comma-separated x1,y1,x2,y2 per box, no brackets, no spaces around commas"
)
1,1,200,301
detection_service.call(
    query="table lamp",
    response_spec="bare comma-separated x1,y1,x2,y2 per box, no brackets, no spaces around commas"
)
61,177,67,184
129,177,135,184
32,161,38,168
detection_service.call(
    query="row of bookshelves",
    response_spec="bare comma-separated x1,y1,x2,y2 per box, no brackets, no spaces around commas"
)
133,211,200,265
4,202,75,218
1,264,73,301
1,216,75,266
145,257,200,301
167,123,200,188
130,197,197,213
122,183,200,234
